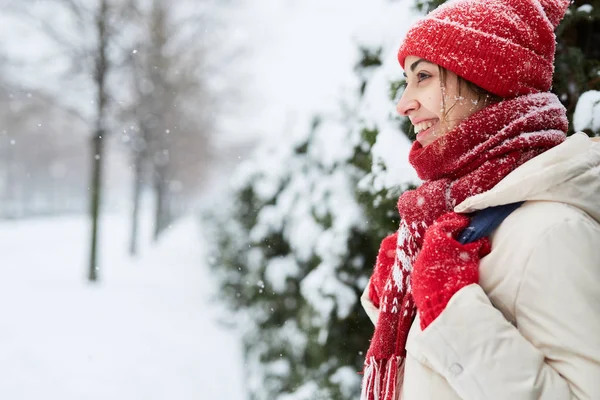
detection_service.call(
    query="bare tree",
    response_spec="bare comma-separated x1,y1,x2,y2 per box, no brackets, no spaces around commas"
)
122,51,151,256
8,0,138,281
87,0,110,281
119,0,214,250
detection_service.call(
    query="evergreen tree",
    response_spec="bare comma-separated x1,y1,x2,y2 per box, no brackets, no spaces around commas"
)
555,1,600,136
206,40,414,400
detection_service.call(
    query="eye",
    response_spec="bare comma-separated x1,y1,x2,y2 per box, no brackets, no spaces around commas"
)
403,71,431,87
416,72,431,82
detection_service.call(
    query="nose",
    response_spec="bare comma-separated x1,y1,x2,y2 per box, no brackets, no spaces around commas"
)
396,89,418,116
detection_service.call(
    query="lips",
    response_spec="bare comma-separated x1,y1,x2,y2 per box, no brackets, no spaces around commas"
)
413,119,439,134
413,119,440,147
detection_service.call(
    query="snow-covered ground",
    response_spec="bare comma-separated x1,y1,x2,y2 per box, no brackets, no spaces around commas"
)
0,213,246,400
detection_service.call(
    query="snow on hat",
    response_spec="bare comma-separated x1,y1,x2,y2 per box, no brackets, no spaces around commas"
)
397,0,571,98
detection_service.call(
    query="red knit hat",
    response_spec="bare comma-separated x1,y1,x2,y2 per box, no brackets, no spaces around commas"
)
397,0,571,98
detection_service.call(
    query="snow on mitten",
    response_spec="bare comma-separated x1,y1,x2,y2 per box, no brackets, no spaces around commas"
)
369,232,398,308
411,212,491,330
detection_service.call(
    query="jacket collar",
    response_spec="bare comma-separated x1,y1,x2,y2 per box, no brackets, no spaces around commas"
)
455,133,600,223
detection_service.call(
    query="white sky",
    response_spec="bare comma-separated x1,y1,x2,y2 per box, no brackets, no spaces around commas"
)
0,0,399,142
218,0,390,143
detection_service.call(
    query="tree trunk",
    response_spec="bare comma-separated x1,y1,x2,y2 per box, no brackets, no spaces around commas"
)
4,138,14,218
129,152,144,256
88,0,109,282
88,133,104,281
153,167,166,242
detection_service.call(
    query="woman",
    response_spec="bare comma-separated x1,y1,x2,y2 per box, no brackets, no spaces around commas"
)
360,0,600,399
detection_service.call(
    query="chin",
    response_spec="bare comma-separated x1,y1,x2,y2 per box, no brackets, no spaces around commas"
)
416,126,447,147
416,133,436,147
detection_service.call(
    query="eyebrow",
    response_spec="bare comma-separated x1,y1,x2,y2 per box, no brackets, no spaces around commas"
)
403,58,430,77
410,59,427,71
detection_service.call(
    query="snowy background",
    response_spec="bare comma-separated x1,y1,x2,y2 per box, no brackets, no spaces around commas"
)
0,212,246,399
0,0,417,398
1,0,598,399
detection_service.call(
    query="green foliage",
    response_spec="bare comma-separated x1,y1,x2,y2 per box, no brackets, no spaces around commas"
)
414,0,445,13
554,1,600,136
389,79,405,102
356,47,383,96
208,162,383,399
357,47,383,70
351,125,405,239
207,38,412,399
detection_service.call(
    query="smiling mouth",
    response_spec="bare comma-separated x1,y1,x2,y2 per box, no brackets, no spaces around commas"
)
413,119,438,134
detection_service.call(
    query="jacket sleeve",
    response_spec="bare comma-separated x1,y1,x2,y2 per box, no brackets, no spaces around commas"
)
361,278,379,326
405,218,600,399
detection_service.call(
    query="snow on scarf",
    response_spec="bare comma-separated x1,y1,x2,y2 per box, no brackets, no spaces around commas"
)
360,92,568,400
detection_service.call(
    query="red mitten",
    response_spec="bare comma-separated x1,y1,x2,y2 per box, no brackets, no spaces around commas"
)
369,232,398,308
411,212,491,330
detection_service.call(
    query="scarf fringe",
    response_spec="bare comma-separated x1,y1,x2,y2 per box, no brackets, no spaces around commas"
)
360,356,378,400
361,356,401,400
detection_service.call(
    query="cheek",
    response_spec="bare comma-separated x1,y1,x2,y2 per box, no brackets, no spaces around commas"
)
442,118,459,132
444,101,479,129
424,89,444,114
456,101,479,120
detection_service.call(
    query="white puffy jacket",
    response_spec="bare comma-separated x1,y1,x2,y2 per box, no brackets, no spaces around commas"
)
361,133,600,399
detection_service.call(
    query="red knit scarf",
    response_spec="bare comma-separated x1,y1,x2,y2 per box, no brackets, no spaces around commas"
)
360,92,568,400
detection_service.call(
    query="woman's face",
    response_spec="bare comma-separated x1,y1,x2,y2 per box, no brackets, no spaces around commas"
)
397,56,486,147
